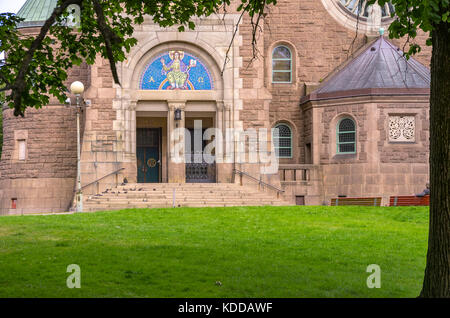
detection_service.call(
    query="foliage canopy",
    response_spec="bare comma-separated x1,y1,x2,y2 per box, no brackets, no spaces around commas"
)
373,0,450,54
0,0,448,115
0,0,276,116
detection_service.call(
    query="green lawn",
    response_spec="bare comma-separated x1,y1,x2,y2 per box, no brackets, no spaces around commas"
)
0,206,428,298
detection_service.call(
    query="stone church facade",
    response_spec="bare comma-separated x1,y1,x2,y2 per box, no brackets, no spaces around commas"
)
0,0,431,214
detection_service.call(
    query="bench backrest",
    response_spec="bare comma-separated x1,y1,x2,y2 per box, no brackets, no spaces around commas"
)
389,195,429,206
331,197,382,206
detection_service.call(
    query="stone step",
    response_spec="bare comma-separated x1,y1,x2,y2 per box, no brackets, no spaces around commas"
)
89,191,276,198
86,198,279,205
89,192,270,199
108,190,264,195
115,183,245,189
101,187,259,192
84,196,283,203
95,190,265,196
84,200,287,209
84,201,284,211
83,182,290,212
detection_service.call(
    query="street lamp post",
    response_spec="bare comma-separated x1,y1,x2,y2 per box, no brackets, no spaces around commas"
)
70,81,85,212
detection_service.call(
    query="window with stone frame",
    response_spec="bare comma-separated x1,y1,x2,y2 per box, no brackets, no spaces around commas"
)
272,46,292,83
388,115,415,142
14,130,28,161
273,123,292,158
337,118,356,154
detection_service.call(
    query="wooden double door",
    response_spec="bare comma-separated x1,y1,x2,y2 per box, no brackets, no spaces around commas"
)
137,128,161,183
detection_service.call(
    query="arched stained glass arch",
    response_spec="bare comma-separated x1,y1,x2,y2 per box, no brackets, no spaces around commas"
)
339,0,394,18
337,118,356,154
273,123,292,158
140,50,213,90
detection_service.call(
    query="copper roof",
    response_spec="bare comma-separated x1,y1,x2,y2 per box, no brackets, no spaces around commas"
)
16,0,57,28
301,36,430,104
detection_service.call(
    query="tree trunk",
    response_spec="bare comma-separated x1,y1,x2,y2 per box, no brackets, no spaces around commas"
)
419,22,450,298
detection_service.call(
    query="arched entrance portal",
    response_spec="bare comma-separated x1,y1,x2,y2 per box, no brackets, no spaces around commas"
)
130,43,230,184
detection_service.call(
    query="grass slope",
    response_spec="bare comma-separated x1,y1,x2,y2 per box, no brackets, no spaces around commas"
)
0,206,428,298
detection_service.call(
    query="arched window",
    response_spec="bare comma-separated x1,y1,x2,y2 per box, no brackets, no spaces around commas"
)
337,118,356,154
273,124,292,158
272,46,292,83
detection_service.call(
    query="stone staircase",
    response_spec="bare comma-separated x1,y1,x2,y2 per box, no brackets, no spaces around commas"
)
83,183,291,212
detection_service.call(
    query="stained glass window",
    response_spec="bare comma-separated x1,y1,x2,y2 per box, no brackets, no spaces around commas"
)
337,118,356,154
339,0,394,18
273,124,292,158
272,46,292,83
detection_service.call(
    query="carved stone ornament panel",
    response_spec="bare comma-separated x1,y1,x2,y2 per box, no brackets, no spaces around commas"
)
389,115,415,142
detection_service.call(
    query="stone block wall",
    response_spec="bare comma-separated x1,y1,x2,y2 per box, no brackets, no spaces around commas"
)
377,103,429,164
78,56,126,197
279,164,324,205
0,1,434,213
0,25,90,214
0,106,78,214
0,178,75,214
307,96,430,205
254,0,430,168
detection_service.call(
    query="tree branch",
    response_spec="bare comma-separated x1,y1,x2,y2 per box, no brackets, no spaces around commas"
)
11,0,82,116
92,0,122,86
221,6,248,75
0,72,11,89
249,3,265,66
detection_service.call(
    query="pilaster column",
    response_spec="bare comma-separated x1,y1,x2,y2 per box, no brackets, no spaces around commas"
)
124,101,131,154
121,100,138,182
216,101,225,162
124,100,137,154
224,102,232,130
224,102,233,160
129,100,137,155
167,100,186,183
220,102,234,182
216,101,224,137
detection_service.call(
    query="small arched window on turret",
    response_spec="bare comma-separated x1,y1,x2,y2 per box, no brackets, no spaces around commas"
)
273,124,292,158
337,118,356,154
65,4,81,28
272,46,292,83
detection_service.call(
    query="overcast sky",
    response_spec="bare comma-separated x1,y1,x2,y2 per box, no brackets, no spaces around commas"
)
0,0,26,14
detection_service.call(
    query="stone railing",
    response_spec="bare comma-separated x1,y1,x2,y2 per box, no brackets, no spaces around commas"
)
278,164,323,205
278,164,321,183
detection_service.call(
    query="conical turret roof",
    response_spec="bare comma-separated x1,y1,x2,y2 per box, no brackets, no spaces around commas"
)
16,0,57,28
302,36,430,103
